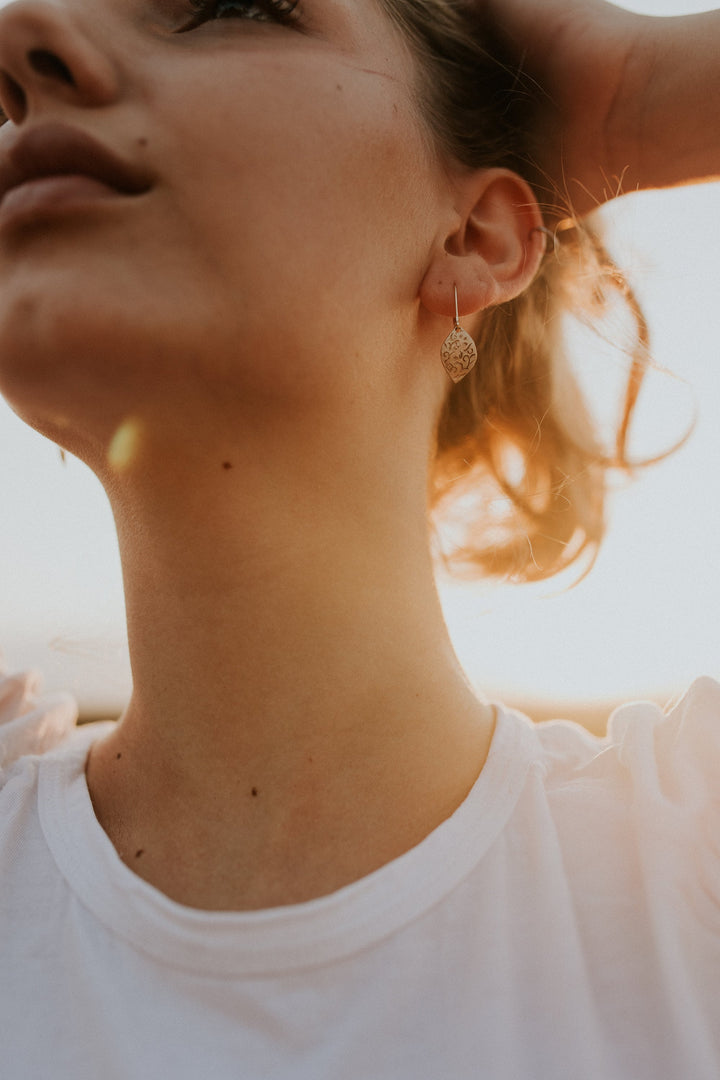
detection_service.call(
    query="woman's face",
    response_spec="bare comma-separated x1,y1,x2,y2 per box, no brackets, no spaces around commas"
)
0,0,446,459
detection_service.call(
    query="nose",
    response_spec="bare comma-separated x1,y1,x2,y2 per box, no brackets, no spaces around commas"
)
0,0,119,125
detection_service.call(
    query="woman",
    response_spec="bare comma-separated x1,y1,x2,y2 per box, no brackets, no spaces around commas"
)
0,0,718,1075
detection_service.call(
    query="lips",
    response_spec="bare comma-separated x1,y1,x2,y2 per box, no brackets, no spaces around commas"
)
0,122,153,208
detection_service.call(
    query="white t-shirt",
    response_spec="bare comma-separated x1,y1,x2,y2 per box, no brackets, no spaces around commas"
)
2,666,720,1080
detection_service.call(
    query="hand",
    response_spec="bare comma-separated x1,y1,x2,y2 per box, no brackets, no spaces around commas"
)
482,0,648,217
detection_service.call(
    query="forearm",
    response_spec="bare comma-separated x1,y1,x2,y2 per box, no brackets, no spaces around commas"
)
484,0,720,214
614,11,720,194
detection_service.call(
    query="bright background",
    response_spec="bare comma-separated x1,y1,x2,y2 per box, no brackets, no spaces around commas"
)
0,0,719,723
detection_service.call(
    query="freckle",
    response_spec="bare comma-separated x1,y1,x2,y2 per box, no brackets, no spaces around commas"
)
137,136,148,147
308,756,313,764
222,461,233,470
116,752,122,760
336,83,343,91
135,849,145,859
251,787,258,797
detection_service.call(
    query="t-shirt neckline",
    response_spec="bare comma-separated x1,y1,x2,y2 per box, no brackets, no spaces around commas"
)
37,706,539,977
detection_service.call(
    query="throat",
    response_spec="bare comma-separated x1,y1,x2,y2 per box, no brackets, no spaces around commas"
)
85,697,496,912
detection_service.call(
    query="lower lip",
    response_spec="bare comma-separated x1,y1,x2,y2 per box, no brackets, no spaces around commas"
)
0,174,126,230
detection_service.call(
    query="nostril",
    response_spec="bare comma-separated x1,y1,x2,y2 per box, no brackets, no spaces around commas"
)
0,71,26,122
28,49,75,86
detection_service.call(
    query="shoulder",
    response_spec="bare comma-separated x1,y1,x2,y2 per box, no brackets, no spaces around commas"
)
501,677,720,869
0,655,78,785
606,676,720,805
527,676,720,797
520,678,720,894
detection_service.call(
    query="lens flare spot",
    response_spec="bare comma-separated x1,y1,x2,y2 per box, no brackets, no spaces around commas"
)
108,418,143,472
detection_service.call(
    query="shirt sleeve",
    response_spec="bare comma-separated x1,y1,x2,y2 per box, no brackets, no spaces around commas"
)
609,676,720,808
0,651,78,775
608,676,720,932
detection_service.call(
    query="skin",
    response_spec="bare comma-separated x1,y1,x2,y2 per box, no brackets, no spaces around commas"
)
0,0,545,909
478,0,720,215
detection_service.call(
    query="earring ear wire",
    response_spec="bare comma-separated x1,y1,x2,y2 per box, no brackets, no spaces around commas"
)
441,284,478,384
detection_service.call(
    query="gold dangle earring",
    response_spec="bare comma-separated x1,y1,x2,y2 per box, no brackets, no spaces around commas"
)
441,285,478,384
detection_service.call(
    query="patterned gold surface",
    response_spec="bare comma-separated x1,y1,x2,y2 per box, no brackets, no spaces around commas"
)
441,327,477,383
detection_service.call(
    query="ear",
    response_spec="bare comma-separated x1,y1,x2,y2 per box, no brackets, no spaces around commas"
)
420,168,547,320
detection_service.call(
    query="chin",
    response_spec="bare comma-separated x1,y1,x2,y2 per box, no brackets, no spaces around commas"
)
0,286,134,461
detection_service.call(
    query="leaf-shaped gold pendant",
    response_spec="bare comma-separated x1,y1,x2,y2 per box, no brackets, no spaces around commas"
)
441,327,477,384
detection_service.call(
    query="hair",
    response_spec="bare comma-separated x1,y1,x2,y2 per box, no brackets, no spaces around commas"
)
378,0,653,584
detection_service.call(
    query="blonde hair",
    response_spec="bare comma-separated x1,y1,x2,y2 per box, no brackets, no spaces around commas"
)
380,0,651,583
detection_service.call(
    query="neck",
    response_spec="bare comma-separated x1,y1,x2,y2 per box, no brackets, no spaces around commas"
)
86,424,495,909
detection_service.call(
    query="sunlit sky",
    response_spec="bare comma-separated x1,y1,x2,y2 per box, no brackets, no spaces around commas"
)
0,0,718,716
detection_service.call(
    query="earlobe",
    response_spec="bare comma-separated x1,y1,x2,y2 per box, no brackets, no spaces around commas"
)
420,168,546,321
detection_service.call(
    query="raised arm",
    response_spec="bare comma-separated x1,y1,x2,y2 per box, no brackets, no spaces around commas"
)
483,0,720,216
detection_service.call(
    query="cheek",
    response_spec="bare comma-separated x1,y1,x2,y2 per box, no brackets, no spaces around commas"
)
165,69,436,393
175,54,429,257
0,64,438,440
